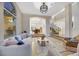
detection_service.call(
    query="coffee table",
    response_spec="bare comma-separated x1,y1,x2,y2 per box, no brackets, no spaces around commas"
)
32,38,48,56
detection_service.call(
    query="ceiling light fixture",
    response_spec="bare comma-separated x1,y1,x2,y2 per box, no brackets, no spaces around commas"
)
40,2,48,14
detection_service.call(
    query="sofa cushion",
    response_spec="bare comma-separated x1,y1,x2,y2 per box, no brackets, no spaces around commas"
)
1,37,17,46
15,37,24,45
0,44,32,56
15,35,23,41
22,37,32,45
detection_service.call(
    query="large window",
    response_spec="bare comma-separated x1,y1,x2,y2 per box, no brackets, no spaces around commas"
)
4,2,16,39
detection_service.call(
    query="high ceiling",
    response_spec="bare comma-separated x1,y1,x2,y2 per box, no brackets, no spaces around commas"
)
16,2,71,16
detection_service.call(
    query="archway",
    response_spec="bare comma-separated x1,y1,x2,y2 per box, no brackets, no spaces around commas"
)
30,17,46,35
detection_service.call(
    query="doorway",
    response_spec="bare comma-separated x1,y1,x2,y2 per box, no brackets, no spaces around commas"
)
30,17,46,35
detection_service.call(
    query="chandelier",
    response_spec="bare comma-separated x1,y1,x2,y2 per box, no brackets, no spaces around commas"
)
34,2,54,14
40,2,48,14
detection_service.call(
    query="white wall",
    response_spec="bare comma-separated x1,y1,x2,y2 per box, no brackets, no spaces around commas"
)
72,3,79,38
53,18,65,37
22,14,30,34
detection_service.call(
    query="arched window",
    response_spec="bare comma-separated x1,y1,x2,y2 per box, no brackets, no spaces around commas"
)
4,2,16,39
4,2,16,15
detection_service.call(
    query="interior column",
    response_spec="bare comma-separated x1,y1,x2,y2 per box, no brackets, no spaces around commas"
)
46,17,51,36
65,3,72,38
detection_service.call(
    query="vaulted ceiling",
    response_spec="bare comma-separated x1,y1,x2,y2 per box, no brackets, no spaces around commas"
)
16,2,71,16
